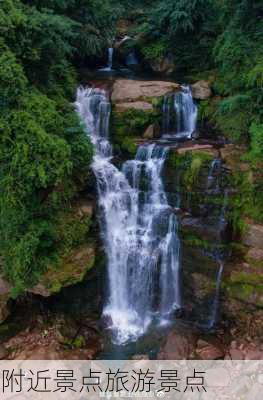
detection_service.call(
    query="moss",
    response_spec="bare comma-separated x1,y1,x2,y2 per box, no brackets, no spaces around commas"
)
111,107,161,157
228,169,263,235
246,256,263,269
72,335,86,348
224,270,263,306
166,150,215,213
168,151,213,190
181,231,226,253
46,245,95,294
229,271,262,285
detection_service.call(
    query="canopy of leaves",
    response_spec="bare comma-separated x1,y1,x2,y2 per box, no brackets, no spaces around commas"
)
0,0,95,294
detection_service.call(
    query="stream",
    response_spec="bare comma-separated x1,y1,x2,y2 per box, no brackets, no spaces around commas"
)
75,82,225,350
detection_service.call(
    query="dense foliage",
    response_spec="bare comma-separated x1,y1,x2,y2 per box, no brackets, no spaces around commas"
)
0,0,102,294
0,0,262,293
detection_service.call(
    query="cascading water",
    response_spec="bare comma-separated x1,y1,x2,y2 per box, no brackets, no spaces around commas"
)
206,159,222,191
76,86,181,344
107,47,114,70
162,85,197,139
99,47,114,71
208,261,224,329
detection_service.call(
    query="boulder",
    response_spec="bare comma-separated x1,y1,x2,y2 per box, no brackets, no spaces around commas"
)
247,247,263,262
30,244,95,297
115,101,153,112
176,143,219,158
158,327,196,360
143,123,161,139
229,348,244,360
191,80,212,100
196,339,225,360
149,55,175,75
242,223,263,249
76,199,94,218
111,79,180,104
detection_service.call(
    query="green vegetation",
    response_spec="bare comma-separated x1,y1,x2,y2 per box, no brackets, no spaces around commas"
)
111,107,161,156
0,0,103,294
0,0,262,294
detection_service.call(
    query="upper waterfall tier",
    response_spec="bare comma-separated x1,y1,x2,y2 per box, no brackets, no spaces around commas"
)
162,85,197,139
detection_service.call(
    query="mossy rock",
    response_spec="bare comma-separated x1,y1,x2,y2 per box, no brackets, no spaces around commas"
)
223,269,263,307
30,244,96,297
111,107,161,156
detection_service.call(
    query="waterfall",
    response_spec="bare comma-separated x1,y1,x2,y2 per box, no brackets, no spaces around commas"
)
99,47,114,71
206,159,222,191
126,51,139,66
162,85,197,139
208,261,224,328
107,47,114,70
76,87,181,344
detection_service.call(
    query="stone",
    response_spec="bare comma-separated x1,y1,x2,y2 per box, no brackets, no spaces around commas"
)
191,80,212,100
229,348,244,360
245,350,263,360
220,144,248,171
76,200,94,218
30,244,95,297
143,123,161,139
243,222,263,249
176,143,219,158
196,339,225,360
149,55,175,75
115,101,153,112
247,247,263,262
157,327,196,360
181,216,222,241
111,79,180,104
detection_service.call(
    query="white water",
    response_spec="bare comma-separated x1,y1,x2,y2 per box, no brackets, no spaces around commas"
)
206,159,222,191
99,47,114,71
76,87,181,344
162,85,197,139
208,261,224,328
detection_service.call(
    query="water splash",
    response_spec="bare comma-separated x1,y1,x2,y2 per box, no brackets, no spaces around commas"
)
76,87,181,344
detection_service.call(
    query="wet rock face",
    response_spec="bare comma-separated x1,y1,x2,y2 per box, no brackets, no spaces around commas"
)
181,216,224,242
